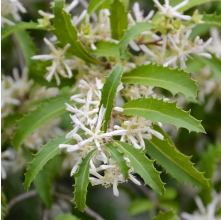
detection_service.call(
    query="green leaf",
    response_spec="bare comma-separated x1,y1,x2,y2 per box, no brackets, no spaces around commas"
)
73,149,97,212
103,143,130,179
128,198,154,216
55,214,80,220
202,13,221,27
24,134,72,192
199,143,221,205
34,155,63,208
113,141,165,195
122,97,205,133
87,0,106,15
1,21,47,40
122,64,198,99
100,65,124,131
110,0,128,40
14,30,36,67
144,126,209,188
118,22,155,53
13,95,71,150
153,210,180,220
52,0,99,64
88,41,130,60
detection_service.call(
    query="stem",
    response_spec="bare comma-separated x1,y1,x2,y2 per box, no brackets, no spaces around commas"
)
7,190,38,209
53,192,104,220
135,38,162,46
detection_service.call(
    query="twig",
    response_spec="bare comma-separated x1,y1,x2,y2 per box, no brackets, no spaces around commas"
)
7,190,38,209
135,38,162,46
42,209,49,220
53,192,105,220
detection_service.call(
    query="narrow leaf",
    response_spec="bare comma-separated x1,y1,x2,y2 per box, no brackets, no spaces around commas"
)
73,149,97,212
122,97,205,133
153,210,180,220
13,95,71,150
1,21,46,40
122,64,198,99
103,143,130,179
110,0,128,40
24,134,72,191
202,13,221,27
118,22,155,53
52,0,99,64
113,141,165,195
100,65,124,131
88,0,106,15
144,126,209,188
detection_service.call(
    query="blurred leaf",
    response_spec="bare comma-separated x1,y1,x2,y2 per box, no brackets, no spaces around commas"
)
52,0,100,64
34,155,63,208
103,143,130,179
73,149,97,212
153,210,180,220
100,65,124,131
24,134,72,192
1,21,46,40
14,30,36,68
110,0,128,40
202,13,221,27
13,95,71,150
128,198,154,216
144,126,209,188
122,97,205,133
159,188,177,201
113,141,165,195
88,0,107,15
55,214,80,220
199,143,221,205
122,64,198,99
118,22,155,53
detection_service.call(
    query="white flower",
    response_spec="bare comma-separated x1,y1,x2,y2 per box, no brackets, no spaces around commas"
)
114,116,164,150
153,0,191,20
1,0,26,26
89,158,140,196
207,28,221,59
32,38,72,85
59,106,125,152
181,192,221,220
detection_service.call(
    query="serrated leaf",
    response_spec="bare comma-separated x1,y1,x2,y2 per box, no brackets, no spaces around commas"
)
153,210,180,220
202,13,221,27
1,21,47,40
13,95,71,150
103,143,130,179
24,134,72,192
87,0,106,15
199,143,221,205
113,141,165,195
52,0,99,64
122,97,205,133
110,0,128,40
122,64,198,99
100,65,124,131
128,198,154,216
118,22,155,53
55,214,80,220
144,126,209,188
34,155,63,208
73,149,97,212
14,30,36,67
88,41,130,60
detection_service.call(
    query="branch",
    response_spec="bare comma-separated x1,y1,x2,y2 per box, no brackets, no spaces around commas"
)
53,192,104,220
135,38,162,46
7,190,38,209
